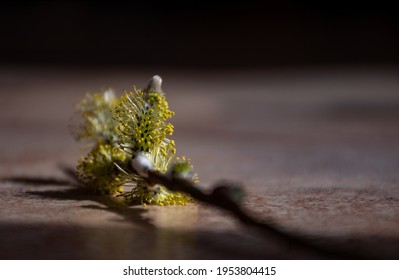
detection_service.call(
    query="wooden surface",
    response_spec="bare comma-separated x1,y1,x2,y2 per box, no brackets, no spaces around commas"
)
1,66,399,259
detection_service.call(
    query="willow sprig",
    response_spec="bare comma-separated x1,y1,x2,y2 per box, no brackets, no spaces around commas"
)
70,76,198,204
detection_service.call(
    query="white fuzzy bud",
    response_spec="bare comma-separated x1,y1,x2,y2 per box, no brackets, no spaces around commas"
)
131,154,153,178
144,75,163,94
103,89,115,103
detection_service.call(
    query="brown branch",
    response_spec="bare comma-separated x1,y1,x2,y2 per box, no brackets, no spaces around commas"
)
147,170,363,259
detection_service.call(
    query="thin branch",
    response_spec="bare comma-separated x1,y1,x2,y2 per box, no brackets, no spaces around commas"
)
146,170,363,259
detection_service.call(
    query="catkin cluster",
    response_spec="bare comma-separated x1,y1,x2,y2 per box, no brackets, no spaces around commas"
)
70,76,197,205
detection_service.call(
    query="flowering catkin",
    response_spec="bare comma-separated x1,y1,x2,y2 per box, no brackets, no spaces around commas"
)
70,76,198,205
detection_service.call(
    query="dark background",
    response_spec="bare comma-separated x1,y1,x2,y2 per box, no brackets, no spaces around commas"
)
1,1,398,68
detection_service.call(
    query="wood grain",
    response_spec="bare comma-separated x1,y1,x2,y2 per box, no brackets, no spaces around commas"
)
1,66,398,259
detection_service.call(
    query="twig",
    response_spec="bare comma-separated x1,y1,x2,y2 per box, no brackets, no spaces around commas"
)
146,169,362,259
